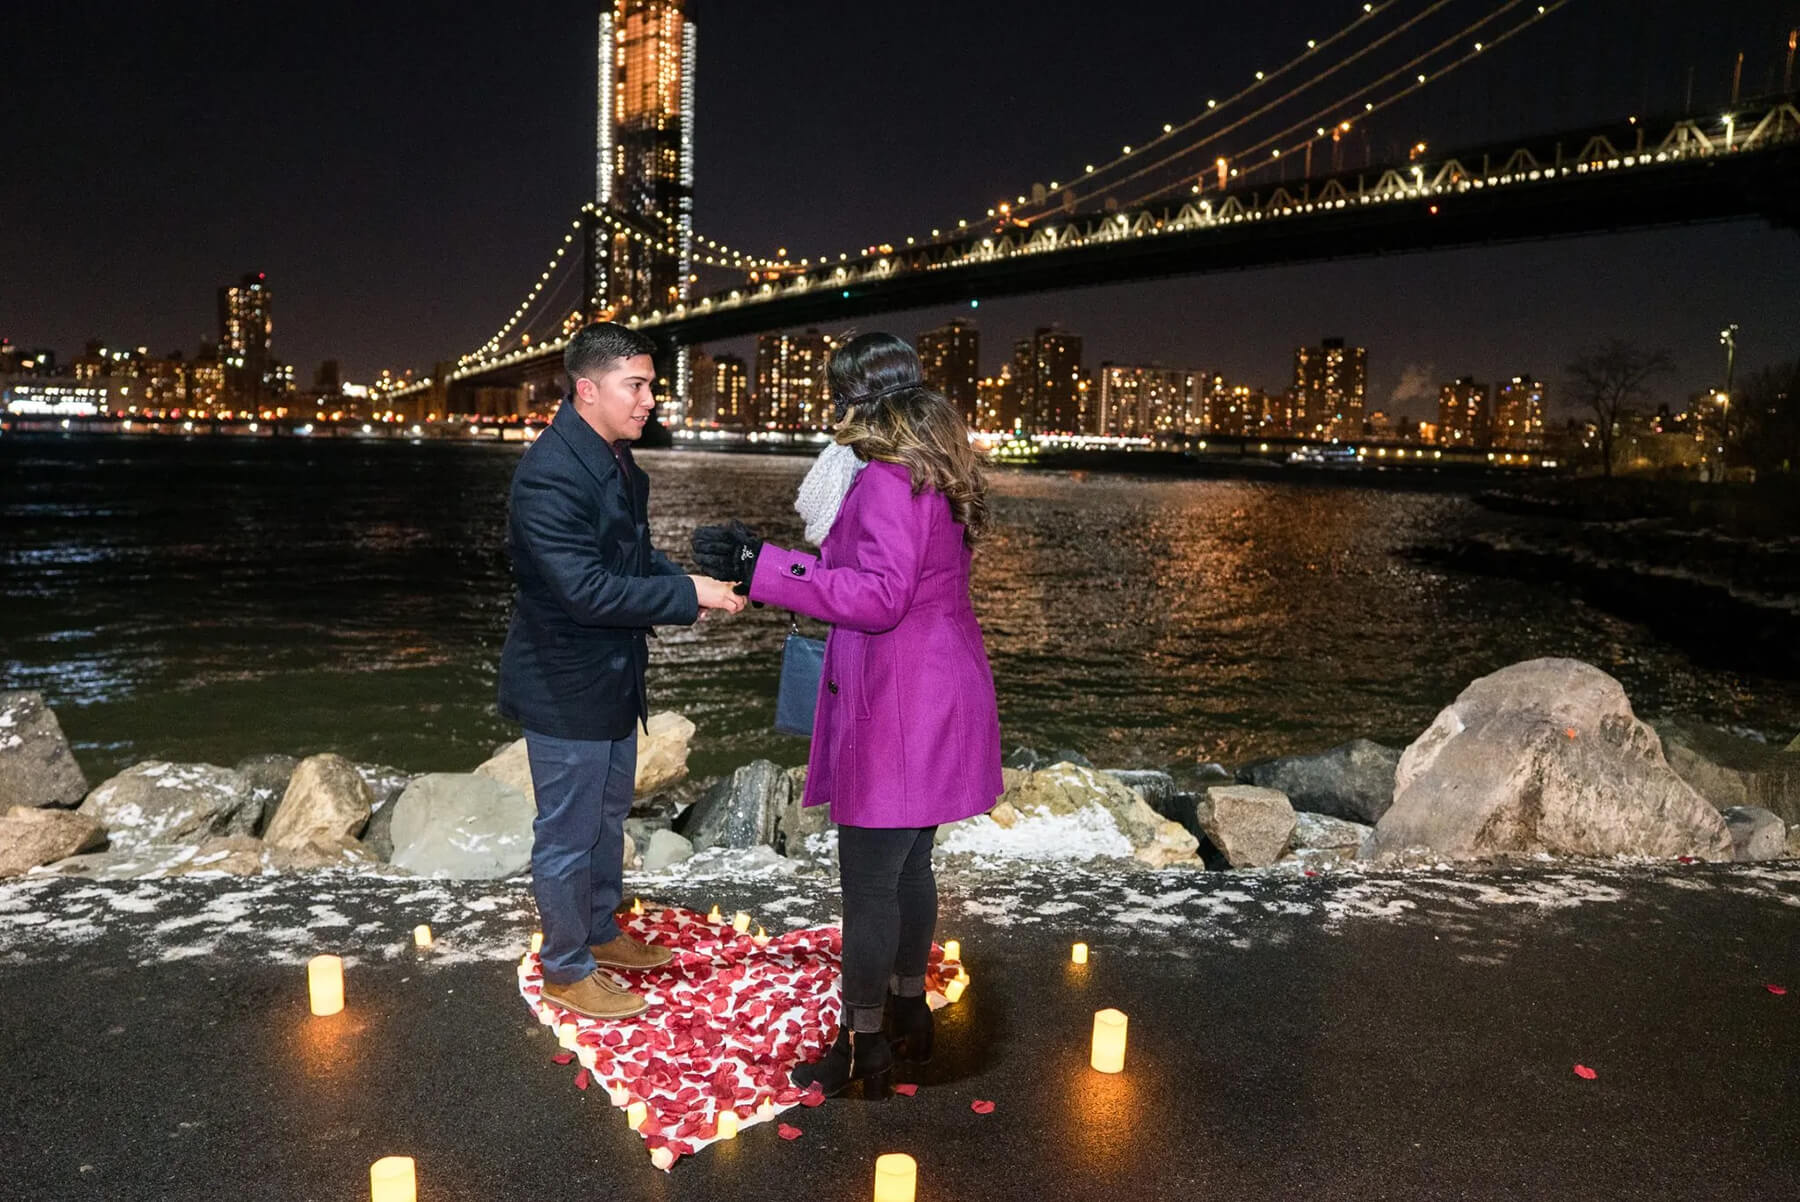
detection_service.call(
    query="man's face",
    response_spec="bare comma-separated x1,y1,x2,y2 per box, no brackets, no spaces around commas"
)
573,353,657,443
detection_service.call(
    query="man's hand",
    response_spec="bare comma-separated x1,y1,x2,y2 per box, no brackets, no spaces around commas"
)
689,574,747,616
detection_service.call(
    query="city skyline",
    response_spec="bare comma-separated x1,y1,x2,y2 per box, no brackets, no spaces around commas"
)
4,1,1798,418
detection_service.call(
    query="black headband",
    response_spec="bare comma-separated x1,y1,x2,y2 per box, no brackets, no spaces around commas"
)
832,379,921,419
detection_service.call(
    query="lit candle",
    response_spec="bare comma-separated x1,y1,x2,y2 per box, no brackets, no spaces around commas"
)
943,977,967,1003
942,939,961,962
873,1152,917,1202
576,1045,597,1071
369,1156,415,1202
626,1101,648,1130
1090,1008,1128,1074
732,911,751,934
708,904,722,923
557,1022,578,1051
1072,942,1088,965
308,954,344,1016
413,924,432,949
631,897,645,916
757,1096,776,1122
752,925,770,947
607,1083,630,1106
716,1109,740,1140
651,1146,676,1170
530,931,544,953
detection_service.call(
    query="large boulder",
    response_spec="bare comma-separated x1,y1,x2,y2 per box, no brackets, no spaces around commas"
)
166,835,269,876
1000,762,1198,866
388,773,534,879
0,691,89,808
1656,720,1800,827
262,753,373,849
0,805,106,877
234,754,298,833
772,765,829,855
683,760,791,852
640,828,695,871
1237,739,1401,825
1195,785,1296,868
635,711,696,797
272,833,385,872
1288,811,1371,862
1367,659,1733,862
474,738,534,801
1103,769,1181,820
78,761,258,850
1722,806,1786,862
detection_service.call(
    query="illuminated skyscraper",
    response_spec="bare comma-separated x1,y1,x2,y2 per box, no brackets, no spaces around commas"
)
1096,363,1197,438
1492,375,1545,449
1438,377,1491,446
711,352,749,426
1026,326,1084,434
753,329,830,429
218,272,273,408
1291,337,1366,440
917,319,980,428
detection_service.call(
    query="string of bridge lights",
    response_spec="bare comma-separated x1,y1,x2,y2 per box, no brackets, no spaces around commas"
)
1186,0,1563,204
460,212,585,367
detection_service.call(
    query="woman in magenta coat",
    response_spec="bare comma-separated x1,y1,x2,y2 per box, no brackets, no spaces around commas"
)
692,332,1003,1096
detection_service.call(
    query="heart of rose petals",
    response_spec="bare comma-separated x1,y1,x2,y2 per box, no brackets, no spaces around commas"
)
1766,984,1788,995
971,1099,996,1114
778,1123,803,1140
892,1083,918,1097
1572,1065,1597,1080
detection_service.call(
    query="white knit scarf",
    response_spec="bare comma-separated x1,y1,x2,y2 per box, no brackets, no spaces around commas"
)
794,441,866,546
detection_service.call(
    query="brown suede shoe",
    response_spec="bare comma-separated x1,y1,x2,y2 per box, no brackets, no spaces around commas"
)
590,933,674,970
541,971,648,1020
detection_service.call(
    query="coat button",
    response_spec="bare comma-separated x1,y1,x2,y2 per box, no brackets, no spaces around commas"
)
828,680,839,695
789,564,804,576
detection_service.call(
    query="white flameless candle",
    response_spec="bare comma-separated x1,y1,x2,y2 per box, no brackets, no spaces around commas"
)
631,897,645,916
752,925,770,947
1072,942,1088,965
732,911,751,934
716,1109,740,1140
307,955,344,1016
412,924,432,949
557,1023,578,1051
942,939,961,962
369,1156,415,1202
708,904,722,923
530,931,543,953
627,1101,648,1131
757,1096,776,1122
943,977,967,1003
873,1152,917,1202
1091,1008,1128,1073
651,1146,676,1170
607,1083,630,1106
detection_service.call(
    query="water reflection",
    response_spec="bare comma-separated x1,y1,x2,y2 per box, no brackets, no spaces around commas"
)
2,437,1794,781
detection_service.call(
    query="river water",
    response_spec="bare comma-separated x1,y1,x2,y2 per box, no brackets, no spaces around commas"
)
2,435,1793,783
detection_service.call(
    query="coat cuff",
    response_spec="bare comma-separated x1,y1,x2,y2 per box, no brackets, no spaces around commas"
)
748,544,818,608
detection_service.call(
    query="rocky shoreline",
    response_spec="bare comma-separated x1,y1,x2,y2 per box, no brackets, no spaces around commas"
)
2,657,1797,887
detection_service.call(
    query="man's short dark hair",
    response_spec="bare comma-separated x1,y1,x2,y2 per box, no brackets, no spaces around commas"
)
565,322,659,384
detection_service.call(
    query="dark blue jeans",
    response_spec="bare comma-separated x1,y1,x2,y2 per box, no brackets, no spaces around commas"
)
524,727,637,985
838,823,939,1033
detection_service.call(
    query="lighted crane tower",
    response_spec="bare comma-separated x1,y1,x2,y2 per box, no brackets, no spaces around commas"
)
590,0,696,417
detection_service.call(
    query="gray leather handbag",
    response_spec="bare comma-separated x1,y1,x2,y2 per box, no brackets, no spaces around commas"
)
775,620,826,736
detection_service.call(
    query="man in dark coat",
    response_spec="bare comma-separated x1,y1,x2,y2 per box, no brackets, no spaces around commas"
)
498,321,744,1019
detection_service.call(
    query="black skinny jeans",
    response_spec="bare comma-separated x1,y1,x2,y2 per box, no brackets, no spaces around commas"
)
837,823,939,1033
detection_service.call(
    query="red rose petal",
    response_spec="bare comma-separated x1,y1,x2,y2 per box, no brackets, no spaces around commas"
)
574,1068,591,1091
1572,1064,1597,1080
799,1088,825,1108
893,1083,918,1097
551,1051,574,1065
1766,984,1788,995
971,1099,996,1114
778,1123,803,1140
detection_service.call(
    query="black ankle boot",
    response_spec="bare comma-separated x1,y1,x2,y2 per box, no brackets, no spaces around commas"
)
887,992,934,1063
791,1027,893,1098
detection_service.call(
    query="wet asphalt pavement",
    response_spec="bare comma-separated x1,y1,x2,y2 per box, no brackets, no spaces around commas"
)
2,861,1797,1201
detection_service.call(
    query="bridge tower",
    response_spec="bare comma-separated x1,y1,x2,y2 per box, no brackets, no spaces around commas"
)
590,0,696,419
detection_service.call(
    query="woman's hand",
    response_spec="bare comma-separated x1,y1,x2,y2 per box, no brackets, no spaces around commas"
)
691,520,764,592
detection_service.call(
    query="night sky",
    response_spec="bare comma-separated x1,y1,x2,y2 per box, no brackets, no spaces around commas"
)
6,0,1798,417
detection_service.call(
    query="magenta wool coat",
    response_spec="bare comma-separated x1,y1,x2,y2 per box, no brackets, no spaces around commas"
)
748,460,1005,829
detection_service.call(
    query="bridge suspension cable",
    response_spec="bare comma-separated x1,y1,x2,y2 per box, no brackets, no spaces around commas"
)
1199,0,1572,200
1026,0,1468,217
460,211,586,367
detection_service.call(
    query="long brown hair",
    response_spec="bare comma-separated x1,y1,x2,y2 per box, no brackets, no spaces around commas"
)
828,333,989,543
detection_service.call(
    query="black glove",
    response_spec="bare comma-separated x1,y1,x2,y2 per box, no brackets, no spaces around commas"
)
691,520,763,591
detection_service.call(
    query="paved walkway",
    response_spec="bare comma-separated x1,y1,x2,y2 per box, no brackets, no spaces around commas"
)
2,859,1797,1200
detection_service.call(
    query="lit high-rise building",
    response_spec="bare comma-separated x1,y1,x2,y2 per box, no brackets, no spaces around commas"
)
917,319,980,428
1438,377,1491,446
1025,325,1084,434
753,329,830,429
218,272,274,408
1291,337,1366,440
1492,375,1545,449
711,352,749,426
975,374,1009,432
1096,363,1197,438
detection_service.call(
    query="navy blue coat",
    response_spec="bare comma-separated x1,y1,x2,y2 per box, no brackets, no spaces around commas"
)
497,402,698,741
